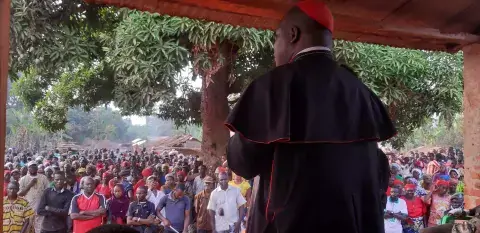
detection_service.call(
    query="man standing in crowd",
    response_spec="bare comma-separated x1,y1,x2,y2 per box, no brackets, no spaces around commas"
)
225,1,395,232
384,187,408,233
18,161,50,233
193,165,207,196
208,172,246,233
126,186,159,233
3,181,35,233
37,171,74,233
157,183,191,233
70,177,106,233
195,176,215,233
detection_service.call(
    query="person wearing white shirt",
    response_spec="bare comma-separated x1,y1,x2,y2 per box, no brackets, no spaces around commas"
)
384,187,408,233
207,172,246,233
146,175,165,209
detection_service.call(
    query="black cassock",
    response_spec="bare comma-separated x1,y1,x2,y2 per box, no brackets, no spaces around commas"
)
225,50,396,233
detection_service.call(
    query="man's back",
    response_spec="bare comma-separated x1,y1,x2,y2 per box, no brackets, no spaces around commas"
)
226,52,396,233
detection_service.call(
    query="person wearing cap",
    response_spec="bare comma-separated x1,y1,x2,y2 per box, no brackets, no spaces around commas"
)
225,1,395,232
133,167,153,198
11,169,21,182
119,170,134,200
401,184,427,232
194,176,215,233
156,183,191,233
18,161,50,233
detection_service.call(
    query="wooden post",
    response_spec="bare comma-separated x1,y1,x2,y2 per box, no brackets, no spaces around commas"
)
463,44,480,209
0,0,10,226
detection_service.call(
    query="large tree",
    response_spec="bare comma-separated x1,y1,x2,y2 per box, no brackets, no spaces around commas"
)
9,0,463,157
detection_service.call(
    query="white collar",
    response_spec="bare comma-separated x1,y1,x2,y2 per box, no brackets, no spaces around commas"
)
294,46,331,58
215,185,232,192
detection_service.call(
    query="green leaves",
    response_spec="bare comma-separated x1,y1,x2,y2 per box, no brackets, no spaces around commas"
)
334,41,463,148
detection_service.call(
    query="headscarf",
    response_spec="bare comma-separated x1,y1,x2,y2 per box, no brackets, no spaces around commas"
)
393,179,404,186
412,168,423,179
436,179,450,187
108,184,130,219
141,167,153,178
405,184,416,190
176,171,187,179
449,169,460,177
391,163,401,171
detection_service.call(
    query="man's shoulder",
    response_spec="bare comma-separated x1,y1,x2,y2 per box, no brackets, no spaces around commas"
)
228,185,242,194
248,65,294,88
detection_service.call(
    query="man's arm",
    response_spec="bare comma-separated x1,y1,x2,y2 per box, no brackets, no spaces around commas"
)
183,209,191,232
208,210,216,233
18,178,34,197
183,197,191,232
234,191,247,233
80,195,107,216
36,189,50,216
156,196,171,227
227,133,274,180
69,196,94,220
47,193,75,216
207,192,217,232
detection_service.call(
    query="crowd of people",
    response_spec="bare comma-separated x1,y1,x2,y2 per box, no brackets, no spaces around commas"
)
3,148,251,233
384,147,467,233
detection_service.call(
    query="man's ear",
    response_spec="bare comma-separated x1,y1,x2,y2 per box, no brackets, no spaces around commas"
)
289,26,300,43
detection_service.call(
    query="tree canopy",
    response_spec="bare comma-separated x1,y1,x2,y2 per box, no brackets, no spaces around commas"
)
8,1,463,149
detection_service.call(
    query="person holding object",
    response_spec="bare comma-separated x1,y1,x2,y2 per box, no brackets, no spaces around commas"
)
207,172,246,233
384,187,408,233
225,1,396,233
156,184,191,233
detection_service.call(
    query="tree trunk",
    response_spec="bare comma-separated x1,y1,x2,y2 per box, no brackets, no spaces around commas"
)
200,42,232,166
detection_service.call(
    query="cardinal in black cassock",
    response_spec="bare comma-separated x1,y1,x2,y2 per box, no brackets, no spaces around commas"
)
225,1,396,233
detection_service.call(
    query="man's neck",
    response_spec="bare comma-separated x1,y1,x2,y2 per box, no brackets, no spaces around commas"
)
84,192,94,197
7,196,17,201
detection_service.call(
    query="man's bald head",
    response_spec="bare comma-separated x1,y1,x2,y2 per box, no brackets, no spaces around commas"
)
273,5,333,66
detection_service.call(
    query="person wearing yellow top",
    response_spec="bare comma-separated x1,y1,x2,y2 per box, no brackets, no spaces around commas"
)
229,173,252,201
3,181,34,233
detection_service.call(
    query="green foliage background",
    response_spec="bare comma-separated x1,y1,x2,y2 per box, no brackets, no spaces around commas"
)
8,0,464,149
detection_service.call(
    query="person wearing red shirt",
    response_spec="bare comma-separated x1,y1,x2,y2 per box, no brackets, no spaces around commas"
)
133,167,153,198
96,172,112,199
401,184,426,233
70,177,107,233
3,170,11,196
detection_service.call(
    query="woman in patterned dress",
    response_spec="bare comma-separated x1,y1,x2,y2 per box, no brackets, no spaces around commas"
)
424,179,451,227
